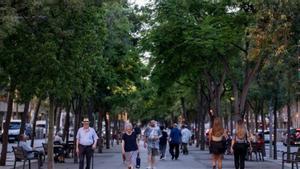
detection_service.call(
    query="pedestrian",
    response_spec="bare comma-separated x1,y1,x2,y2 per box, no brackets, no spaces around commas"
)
53,132,65,163
209,117,227,169
76,118,99,169
181,125,192,155
19,134,44,167
122,122,139,169
159,126,168,160
231,119,252,169
144,120,162,169
169,123,181,160
134,124,142,142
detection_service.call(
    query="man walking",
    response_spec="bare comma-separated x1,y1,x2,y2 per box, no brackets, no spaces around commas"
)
144,120,162,169
181,125,192,155
169,123,181,160
76,118,98,169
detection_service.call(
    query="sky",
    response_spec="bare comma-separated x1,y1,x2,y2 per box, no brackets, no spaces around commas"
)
128,0,149,7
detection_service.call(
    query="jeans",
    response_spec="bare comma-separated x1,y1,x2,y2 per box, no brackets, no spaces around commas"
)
79,145,93,169
233,143,247,169
159,144,167,158
169,143,180,159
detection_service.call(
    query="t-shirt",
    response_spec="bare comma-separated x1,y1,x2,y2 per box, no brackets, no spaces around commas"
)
159,131,168,145
122,132,138,152
144,126,162,149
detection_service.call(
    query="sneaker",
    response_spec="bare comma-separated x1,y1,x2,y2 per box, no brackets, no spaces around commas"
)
146,166,152,169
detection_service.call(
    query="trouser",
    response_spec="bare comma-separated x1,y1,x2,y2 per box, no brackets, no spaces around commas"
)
33,151,44,166
169,143,179,159
233,143,247,169
79,145,93,169
159,144,167,157
182,143,188,155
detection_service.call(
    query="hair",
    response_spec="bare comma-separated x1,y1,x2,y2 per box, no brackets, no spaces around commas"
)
125,122,133,130
160,126,164,130
212,117,224,137
19,134,26,141
236,120,246,139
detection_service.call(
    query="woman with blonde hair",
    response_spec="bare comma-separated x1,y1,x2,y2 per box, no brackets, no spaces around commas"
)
209,117,227,169
122,122,139,169
231,119,252,169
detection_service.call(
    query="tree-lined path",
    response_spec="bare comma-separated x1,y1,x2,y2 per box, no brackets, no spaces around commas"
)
3,142,292,169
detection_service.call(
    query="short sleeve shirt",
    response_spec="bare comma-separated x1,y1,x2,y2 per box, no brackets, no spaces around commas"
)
122,132,138,152
145,126,162,149
76,127,99,146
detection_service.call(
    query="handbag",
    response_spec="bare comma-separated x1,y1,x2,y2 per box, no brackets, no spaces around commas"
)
136,153,141,168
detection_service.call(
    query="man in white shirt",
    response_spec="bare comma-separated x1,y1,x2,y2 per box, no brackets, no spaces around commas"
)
181,125,192,155
76,118,98,169
19,134,43,167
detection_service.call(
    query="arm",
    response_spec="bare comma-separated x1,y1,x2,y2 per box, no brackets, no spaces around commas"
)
76,129,80,155
136,134,139,153
76,138,80,155
122,140,125,154
208,129,212,143
92,129,98,150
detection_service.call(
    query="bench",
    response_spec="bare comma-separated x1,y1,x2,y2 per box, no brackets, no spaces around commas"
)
282,149,300,169
12,146,41,169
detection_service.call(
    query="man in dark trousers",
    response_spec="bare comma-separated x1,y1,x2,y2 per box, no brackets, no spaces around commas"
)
76,118,98,169
169,123,181,160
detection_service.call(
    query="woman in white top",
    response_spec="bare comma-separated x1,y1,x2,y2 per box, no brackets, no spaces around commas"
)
209,117,227,169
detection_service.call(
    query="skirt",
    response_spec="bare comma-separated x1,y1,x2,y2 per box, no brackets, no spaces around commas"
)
210,140,226,155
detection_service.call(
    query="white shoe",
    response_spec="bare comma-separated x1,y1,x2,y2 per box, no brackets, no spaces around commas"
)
146,166,152,169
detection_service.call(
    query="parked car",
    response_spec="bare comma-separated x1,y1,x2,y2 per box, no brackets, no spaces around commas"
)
282,128,300,146
0,120,21,143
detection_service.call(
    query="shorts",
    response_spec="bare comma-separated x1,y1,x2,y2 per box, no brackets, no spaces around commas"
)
147,147,159,156
124,151,138,166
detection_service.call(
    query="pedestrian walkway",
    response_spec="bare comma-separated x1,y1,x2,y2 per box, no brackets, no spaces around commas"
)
3,142,293,169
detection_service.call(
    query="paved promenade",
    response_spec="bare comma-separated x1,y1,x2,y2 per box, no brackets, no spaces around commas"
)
3,142,293,169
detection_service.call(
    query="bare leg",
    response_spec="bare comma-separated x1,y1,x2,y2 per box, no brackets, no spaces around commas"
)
151,155,156,168
217,154,223,169
212,154,217,168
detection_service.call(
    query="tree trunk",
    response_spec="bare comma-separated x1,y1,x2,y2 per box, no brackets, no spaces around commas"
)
287,91,292,160
47,98,55,169
255,112,258,133
105,112,110,149
31,99,41,147
260,101,266,157
63,104,71,142
180,97,187,122
19,101,30,139
98,110,103,153
0,90,14,166
53,105,58,127
73,96,82,163
55,107,62,134
273,95,278,160
88,98,95,127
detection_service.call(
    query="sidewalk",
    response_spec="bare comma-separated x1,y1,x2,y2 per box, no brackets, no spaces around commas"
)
2,142,293,169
